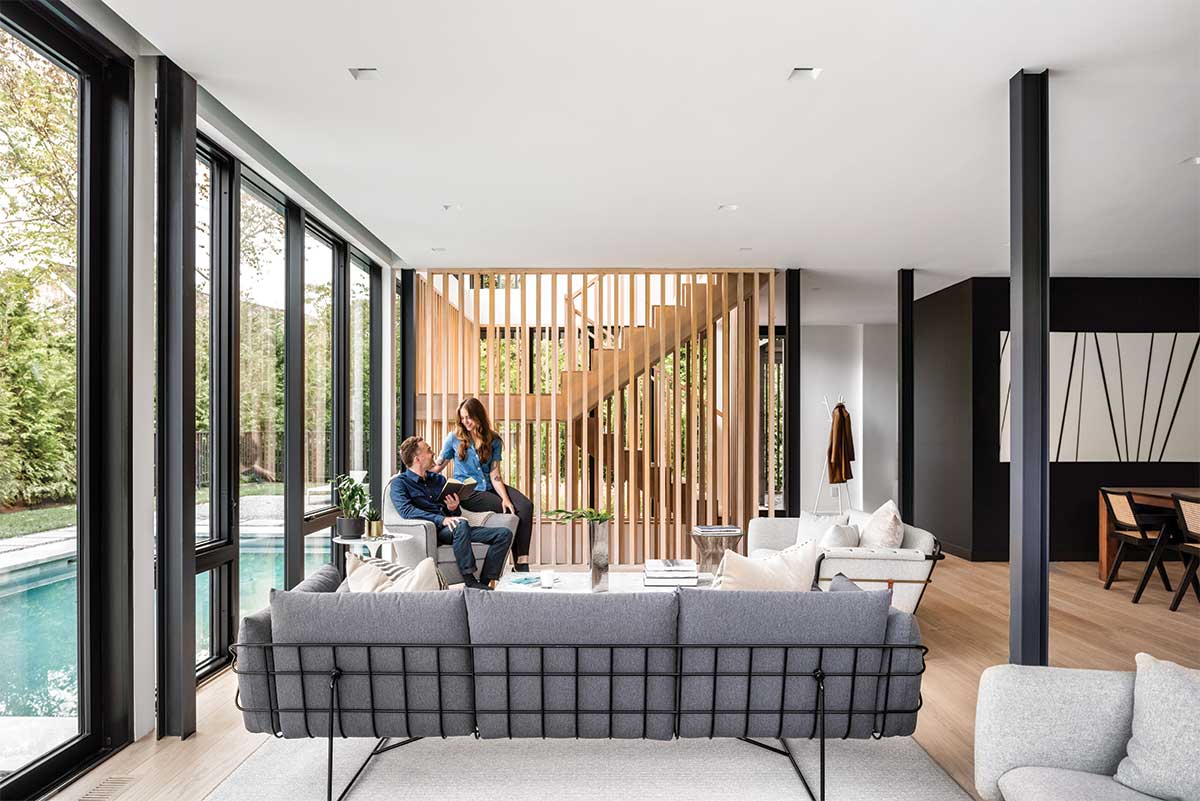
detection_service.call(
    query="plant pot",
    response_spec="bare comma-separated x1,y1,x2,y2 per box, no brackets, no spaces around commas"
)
367,520,384,540
589,521,609,592
336,516,365,540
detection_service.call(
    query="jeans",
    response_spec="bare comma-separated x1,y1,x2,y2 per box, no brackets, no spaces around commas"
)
439,520,512,581
461,487,534,560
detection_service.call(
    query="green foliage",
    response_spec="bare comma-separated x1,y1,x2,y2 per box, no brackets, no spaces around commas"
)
334,473,368,518
545,507,613,523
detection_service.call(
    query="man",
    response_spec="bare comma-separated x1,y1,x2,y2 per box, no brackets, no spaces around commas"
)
391,435,512,590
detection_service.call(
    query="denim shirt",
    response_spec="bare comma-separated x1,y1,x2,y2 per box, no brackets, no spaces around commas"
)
390,469,450,527
440,433,503,492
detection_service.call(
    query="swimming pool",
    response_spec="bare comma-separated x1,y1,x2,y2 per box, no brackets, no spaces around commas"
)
0,536,331,720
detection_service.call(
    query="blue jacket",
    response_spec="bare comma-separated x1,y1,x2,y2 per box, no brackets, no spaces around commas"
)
390,469,451,527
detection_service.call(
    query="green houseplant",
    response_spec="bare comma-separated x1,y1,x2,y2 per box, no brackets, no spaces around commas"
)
334,474,369,539
546,508,614,592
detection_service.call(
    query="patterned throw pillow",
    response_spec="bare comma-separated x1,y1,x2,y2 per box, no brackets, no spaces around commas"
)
345,553,447,592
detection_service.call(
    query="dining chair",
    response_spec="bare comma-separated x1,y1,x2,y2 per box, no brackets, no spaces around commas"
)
1169,493,1200,612
1099,489,1177,604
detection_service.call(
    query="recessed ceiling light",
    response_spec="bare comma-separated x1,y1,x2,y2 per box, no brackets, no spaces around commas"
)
442,203,461,211
717,204,739,212
788,67,823,81
739,247,754,252
348,67,380,81
431,247,446,253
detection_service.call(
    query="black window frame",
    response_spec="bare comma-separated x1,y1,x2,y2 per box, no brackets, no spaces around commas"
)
0,2,134,797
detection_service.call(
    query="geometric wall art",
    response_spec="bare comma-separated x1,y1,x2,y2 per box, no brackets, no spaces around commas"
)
1000,331,1199,462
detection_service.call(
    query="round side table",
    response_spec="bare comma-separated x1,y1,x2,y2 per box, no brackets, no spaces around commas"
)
689,528,745,575
333,533,412,561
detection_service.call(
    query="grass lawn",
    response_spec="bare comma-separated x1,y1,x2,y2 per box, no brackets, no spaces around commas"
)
0,504,77,539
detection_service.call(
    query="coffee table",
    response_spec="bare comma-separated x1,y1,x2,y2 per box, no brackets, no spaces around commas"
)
495,570,715,593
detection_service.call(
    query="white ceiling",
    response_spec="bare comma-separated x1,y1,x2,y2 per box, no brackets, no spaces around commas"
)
106,0,1199,323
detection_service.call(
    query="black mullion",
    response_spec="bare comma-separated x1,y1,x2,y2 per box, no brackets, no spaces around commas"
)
284,201,307,589
331,239,350,571
783,271,802,517
155,56,198,739
397,269,417,437
369,259,384,504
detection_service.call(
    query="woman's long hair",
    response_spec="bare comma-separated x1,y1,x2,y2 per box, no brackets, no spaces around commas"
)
454,397,499,463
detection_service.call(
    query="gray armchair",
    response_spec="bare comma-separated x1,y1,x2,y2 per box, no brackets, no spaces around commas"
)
975,664,1142,801
382,473,519,584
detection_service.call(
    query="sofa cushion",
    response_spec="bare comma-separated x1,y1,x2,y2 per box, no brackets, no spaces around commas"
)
676,588,892,739
795,511,850,545
465,589,679,740
269,589,474,739
819,523,860,548
1116,653,1200,801
998,768,1160,801
293,563,343,594
715,540,818,591
344,552,397,592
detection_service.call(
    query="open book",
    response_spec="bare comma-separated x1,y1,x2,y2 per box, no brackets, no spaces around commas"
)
437,476,478,503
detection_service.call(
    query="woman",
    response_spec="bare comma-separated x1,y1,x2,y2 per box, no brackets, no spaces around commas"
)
437,397,535,572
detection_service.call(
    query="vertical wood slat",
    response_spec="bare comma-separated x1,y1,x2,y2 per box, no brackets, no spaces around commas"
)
689,274,699,553
750,271,761,530
656,274,667,559
425,274,433,442
551,273,559,565
580,274,590,560
768,269,776,518
612,275,622,564
673,273,683,558
488,274,496,432
565,275,575,563
504,272,512,488
626,274,636,564
520,271,528,507
643,275,652,561
736,272,746,534
700,272,710,527
458,273,466,414
533,273,542,564
442,275,449,448
597,275,605,521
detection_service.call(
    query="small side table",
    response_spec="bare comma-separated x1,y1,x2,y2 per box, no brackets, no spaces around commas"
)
333,533,412,562
690,527,745,574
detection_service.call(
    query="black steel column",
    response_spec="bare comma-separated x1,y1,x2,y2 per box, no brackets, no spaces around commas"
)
897,268,914,521
284,202,307,589
1009,69,1050,666
369,261,384,501
155,57,197,738
397,269,417,437
784,270,803,516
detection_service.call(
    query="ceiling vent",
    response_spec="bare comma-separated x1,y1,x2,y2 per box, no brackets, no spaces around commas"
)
347,68,380,81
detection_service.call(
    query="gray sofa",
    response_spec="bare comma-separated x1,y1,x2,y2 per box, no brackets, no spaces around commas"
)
235,565,926,801
975,664,1148,801
381,473,519,583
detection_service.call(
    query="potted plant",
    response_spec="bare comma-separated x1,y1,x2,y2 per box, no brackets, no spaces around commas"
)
365,506,383,540
334,474,368,539
546,507,614,592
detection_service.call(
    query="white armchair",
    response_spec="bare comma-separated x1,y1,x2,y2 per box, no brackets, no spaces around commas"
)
382,473,519,584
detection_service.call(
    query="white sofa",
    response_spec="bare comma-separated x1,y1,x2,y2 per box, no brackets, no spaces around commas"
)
746,509,942,613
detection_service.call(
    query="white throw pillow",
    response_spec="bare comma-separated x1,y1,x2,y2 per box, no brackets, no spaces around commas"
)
795,511,850,546
715,540,818,591
1115,653,1200,801
859,500,904,549
344,552,395,592
384,558,445,592
819,523,860,548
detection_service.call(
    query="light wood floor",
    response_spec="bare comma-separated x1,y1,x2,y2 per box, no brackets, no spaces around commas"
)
49,556,1199,801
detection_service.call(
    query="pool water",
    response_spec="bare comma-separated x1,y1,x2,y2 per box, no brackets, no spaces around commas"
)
0,537,331,719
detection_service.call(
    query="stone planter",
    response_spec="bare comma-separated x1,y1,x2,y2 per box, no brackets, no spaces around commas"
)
589,521,609,592
336,516,365,540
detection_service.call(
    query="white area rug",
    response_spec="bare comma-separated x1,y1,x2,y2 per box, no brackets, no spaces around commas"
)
207,735,971,800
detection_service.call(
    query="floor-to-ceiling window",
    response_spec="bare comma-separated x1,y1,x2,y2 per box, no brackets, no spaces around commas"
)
350,255,371,479
237,179,287,619
194,154,215,664
302,229,335,574
0,4,132,795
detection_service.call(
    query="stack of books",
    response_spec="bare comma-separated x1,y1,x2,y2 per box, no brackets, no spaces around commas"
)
644,558,699,587
692,524,741,536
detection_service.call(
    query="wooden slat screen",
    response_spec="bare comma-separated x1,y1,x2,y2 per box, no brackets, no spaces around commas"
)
412,269,783,566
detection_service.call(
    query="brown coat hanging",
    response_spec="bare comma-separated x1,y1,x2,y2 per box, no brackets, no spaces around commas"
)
826,402,855,485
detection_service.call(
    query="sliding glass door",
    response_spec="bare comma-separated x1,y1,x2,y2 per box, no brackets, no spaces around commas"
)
0,3,132,796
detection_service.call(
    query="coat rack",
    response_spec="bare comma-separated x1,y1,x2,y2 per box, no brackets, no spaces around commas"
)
812,394,848,514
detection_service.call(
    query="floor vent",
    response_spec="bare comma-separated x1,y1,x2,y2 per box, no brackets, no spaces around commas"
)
80,776,136,800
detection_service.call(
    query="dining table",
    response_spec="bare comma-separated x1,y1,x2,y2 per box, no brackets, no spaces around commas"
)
1098,486,1200,580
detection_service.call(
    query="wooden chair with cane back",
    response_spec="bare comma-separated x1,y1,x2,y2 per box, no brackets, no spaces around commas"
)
1169,493,1200,612
1099,488,1178,604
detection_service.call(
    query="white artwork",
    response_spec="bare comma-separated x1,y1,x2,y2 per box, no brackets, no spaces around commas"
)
999,332,1199,462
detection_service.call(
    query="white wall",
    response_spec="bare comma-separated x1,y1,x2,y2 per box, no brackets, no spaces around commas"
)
799,324,898,516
